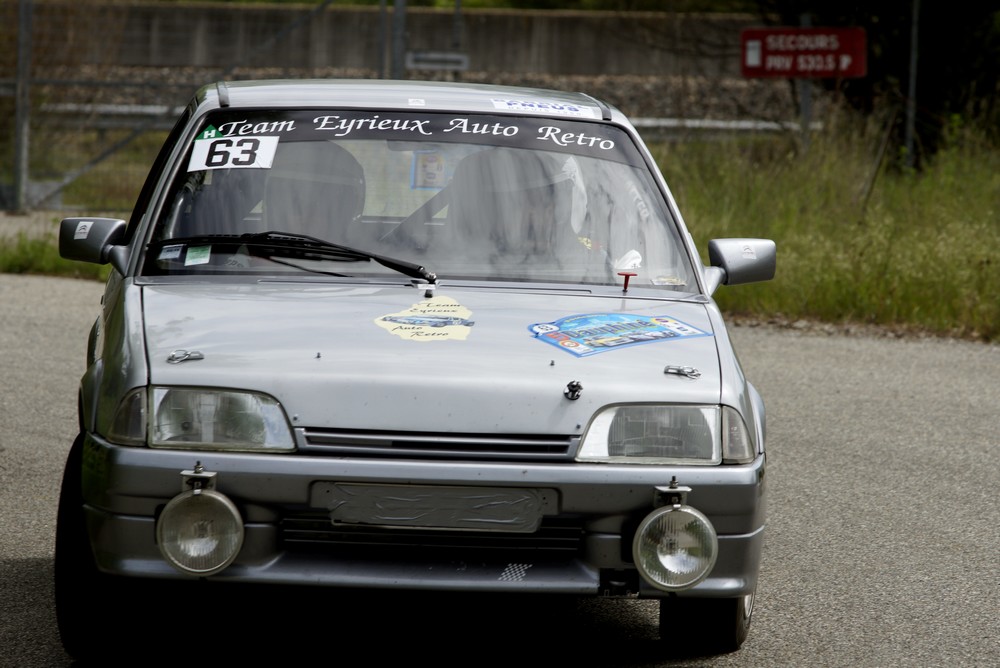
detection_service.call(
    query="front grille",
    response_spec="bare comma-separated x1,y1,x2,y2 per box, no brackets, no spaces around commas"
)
299,428,579,461
280,514,585,561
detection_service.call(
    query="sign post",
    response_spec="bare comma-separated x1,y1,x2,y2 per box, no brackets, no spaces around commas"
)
740,27,867,79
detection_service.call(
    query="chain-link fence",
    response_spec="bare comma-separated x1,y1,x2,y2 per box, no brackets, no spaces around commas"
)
1,0,798,213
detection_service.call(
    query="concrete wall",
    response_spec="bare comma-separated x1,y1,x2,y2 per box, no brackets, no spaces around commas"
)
21,2,754,78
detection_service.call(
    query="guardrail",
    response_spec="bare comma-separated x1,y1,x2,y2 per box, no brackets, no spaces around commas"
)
41,103,187,131
631,117,821,140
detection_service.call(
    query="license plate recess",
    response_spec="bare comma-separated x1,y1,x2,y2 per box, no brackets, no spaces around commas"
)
310,482,557,533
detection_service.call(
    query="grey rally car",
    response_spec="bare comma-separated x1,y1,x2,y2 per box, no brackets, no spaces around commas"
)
54,79,776,659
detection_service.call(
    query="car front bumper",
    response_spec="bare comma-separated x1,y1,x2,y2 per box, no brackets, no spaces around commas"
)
80,433,766,598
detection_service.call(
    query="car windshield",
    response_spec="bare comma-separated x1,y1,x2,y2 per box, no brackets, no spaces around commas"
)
145,109,696,291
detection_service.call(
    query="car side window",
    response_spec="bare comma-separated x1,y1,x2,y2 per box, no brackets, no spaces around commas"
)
125,106,194,244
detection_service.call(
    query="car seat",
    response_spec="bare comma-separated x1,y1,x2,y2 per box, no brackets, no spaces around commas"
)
263,141,365,241
446,147,589,275
170,167,267,238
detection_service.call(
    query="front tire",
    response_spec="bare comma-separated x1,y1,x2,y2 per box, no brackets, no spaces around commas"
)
54,434,119,661
658,588,755,655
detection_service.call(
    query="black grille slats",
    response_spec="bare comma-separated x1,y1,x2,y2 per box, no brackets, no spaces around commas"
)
280,514,584,561
300,429,578,461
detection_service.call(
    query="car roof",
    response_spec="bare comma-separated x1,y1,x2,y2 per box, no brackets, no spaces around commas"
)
192,78,626,124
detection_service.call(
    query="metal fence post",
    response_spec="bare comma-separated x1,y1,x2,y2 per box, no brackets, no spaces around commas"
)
391,0,406,80
13,0,33,212
904,0,920,169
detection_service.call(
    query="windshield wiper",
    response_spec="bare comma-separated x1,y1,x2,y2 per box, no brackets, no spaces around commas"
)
150,231,437,284
246,231,437,284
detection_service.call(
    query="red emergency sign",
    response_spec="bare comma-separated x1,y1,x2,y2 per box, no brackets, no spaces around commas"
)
741,27,867,79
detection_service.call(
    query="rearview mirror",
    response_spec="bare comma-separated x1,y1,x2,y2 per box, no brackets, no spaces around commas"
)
59,217,128,274
704,238,776,294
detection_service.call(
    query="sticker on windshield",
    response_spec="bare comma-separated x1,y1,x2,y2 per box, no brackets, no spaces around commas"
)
376,296,475,341
157,244,183,261
197,111,636,164
528,313,710,357
412,151,449,189
187,134,280,171
491,99,599,119
184,245,212,266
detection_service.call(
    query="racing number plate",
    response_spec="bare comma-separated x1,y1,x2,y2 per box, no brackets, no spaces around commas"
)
310,483,557,533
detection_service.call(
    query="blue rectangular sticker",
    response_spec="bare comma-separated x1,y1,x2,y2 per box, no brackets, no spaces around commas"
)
528,313,710,357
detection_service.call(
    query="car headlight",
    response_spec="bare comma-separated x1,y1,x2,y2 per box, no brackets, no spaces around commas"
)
577,405,754,465
104,386,295,451
150,387,294,451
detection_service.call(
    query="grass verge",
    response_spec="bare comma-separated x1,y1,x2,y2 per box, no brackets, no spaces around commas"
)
0,231,110,282
653,112,1000,342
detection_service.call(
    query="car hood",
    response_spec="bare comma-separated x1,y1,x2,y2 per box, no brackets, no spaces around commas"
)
142,282,722,434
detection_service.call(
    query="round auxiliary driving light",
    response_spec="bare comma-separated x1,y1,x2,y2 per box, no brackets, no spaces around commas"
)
157,489,244,576
633,505,718,591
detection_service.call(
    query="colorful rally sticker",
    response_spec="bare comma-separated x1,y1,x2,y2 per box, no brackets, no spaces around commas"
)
376,296,475,341
187,134,280,172
528,313,710,357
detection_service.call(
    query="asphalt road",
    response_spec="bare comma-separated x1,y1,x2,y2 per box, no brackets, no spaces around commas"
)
1,272,998,667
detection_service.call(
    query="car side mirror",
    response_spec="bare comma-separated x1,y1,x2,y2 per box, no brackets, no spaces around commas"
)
59,217,129,275
704,238,776,294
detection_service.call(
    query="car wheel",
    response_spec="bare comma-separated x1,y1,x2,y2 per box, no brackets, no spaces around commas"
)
658,588,755,655
54,434,119,661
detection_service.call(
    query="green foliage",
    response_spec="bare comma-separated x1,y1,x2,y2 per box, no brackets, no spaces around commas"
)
0,231,110,281
652,110,1000,341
